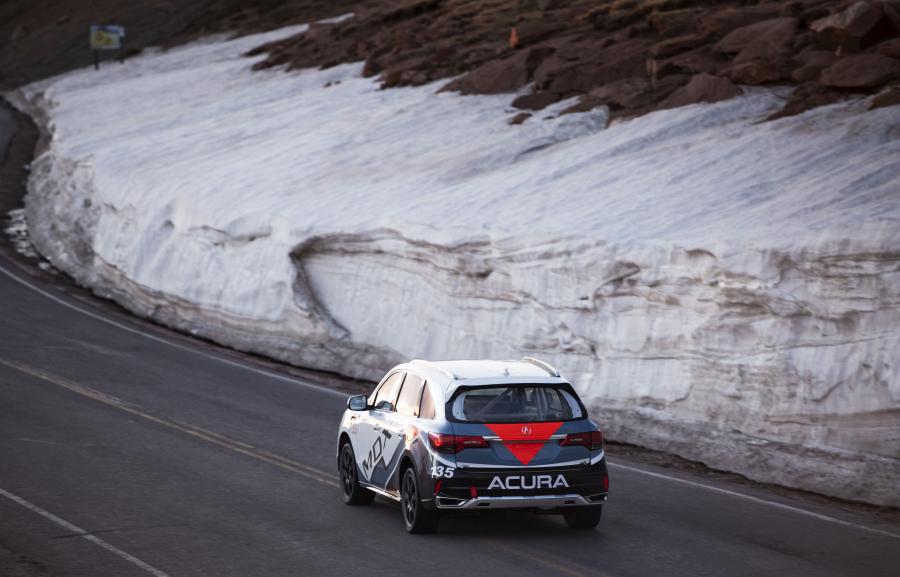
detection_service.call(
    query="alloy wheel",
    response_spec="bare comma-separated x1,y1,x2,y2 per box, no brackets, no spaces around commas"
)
402,471,417,526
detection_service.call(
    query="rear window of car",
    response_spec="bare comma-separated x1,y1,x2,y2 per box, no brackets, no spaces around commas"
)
448,385,584,423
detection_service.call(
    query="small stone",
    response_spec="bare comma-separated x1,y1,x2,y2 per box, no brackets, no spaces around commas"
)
508,112,532,125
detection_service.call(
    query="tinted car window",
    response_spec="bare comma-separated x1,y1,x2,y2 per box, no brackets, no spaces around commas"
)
396,374,424,417
418,385,435,420
373,372,404,411
450,385,583,423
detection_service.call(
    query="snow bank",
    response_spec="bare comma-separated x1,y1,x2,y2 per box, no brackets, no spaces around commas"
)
7,26,900,506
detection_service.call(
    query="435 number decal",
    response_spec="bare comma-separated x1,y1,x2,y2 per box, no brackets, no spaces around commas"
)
431,465,455,478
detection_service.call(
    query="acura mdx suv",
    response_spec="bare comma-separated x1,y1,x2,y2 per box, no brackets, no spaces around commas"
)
336,358,609,533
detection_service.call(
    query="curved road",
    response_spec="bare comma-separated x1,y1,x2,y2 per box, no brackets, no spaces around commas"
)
1,108,898,577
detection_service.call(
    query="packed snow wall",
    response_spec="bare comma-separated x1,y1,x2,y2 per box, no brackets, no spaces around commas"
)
7,27,900,506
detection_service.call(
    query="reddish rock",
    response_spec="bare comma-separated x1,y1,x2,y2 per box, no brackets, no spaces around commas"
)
533,53,569,87
700,5,785,37
588,76,653,109
792,30,817,51
647,57,685,82
511,91,562,110
780,1,804,18
810,1,895,51
648,8,703,38
441,47,554,95
870,84,900,109
539,39,649,94
667,46,729,76
799,4,832,26
791,49,837,82
650,34,709,59
644,73,693,106
819,53,900,87
716,18,799,55
556,38,617,61
512,21,566,47
768,82,847,120
878,37,900,58
884,2,900,31
727,58,788,84
508,112,532,125
661,72,742,108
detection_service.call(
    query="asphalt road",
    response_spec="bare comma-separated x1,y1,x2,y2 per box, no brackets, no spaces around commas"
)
1,107,899,577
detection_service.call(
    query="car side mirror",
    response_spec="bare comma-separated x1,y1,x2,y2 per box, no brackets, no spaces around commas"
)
347,394,369,411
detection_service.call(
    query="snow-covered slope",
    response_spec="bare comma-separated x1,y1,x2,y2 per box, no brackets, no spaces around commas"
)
7,26,900,506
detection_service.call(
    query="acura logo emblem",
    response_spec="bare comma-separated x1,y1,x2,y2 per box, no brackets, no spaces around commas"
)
521,425,532,435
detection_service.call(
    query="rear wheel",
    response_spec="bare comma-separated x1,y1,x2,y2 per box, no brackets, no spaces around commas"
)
563,506,602,530
400,467,440,534
339,442,374,505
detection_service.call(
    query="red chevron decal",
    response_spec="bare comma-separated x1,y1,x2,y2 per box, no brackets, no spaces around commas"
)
486,422,563,465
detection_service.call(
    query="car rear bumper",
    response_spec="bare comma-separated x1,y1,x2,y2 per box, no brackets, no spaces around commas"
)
430,457,608,511
435,492,607,510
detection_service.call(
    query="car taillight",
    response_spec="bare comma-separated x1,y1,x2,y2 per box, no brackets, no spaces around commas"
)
591,430,604,450
428,433,455,453
560,429,603,450
428,433,488,453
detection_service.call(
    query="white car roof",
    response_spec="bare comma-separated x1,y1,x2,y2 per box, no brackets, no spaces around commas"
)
391,358,568,401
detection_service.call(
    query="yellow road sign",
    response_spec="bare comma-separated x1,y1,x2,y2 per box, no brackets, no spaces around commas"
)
90,25,124,50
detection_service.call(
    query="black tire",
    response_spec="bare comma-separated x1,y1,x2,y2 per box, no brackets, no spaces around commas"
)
563,506,602,530
400,467,440,534
339,442,374,505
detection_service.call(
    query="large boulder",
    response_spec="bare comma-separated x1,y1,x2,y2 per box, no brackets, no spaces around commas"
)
716,17,799,56
791,49,838,82
538,39,650,94
661,72,742,108
587,76,653,109
511,21,566,47
666,46,729,76
441,47,554,94
650,34,709,59
819,52,900,87
714,17,799,85
810,1,897,51
700,4,785,37
877,37,900,58
727,56,793,84
767,81,847,120
648,8,704,39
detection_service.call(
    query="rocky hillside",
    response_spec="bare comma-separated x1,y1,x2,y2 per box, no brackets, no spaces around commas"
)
4,1,898,120
252,0,900,121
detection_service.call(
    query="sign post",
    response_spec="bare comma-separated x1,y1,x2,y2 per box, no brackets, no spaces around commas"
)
89,25,126,69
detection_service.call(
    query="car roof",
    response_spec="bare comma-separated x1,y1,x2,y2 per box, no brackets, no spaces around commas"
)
391,358,568,400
